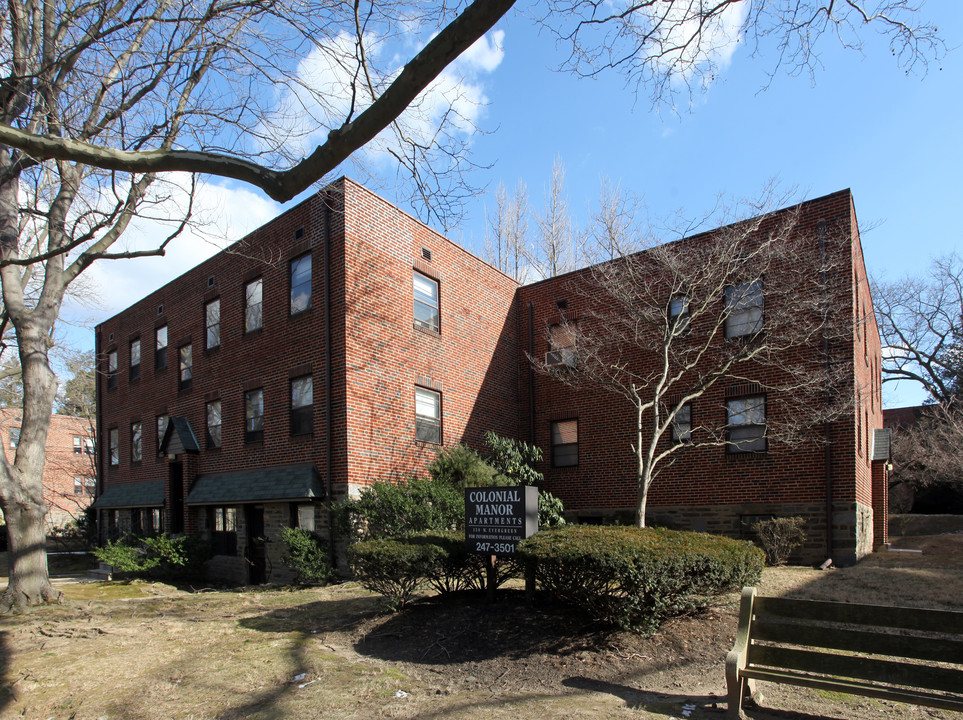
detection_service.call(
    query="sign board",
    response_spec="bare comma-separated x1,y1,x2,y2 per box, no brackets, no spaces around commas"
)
465,486,538,556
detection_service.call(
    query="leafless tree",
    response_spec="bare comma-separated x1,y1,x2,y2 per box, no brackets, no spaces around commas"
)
890,404,963,495
530,158,576,280
873,254,963,406
0,0,943,609
532,195,854,526
483,181,531,283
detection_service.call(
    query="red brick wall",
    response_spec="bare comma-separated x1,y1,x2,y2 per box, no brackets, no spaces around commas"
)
95,178,520,518
0,409,95,528
515,190,880,528
338,180,520,491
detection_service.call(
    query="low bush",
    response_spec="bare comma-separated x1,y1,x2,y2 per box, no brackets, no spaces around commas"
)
516,525,764,633
93,533,211,580
346,537,447,610
335,475,464,541
752,516,807,566
347,531,519,609
279,526,334,585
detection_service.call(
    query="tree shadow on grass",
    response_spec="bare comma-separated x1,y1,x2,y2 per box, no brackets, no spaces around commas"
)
352,589,617,665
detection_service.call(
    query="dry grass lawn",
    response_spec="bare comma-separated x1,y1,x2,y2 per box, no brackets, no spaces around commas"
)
1,532,962,720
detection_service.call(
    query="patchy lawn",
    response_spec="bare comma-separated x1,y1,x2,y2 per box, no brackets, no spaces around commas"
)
1,534,962,720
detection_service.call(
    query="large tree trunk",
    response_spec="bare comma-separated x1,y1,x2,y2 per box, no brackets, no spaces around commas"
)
1,500,60,610
0,328,63,612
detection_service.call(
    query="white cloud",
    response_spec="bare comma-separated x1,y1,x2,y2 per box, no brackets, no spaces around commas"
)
260,28,505,168
643,0,748,89
65,177,279,323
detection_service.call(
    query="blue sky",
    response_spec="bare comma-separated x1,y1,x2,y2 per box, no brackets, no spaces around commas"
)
62,1,961,409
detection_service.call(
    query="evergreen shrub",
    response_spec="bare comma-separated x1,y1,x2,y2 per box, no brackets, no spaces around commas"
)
335,475,463,541
752,516,807,565
516,525,764,633
279,526,334,585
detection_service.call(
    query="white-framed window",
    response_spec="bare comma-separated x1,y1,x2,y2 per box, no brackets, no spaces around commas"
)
131,422,142,462
669,295,690,334
206,400,222,449
9,428,20,449
73,436,82,454
726,395,767,453
157,414,169,454
290,254,312,315
84,437,95,455
551,419,579,467
74,477,84,495
671,404,692,443
245,389,264,443
178,344,192,390
155,325,168,369
206,298,221,349
413,271,439,332
291,375,313,436
725,280,764,337
130,339,141,381
245,278,263,333
109,428,119,466
414,387,441,444
297,505,315,532
107,350,118,390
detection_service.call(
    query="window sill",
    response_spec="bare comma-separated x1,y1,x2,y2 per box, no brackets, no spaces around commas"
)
289,307,314,320
205,345,221,354
413,323,441,337
244,328,264,338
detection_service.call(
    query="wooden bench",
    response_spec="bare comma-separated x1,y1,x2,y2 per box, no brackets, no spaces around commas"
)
725,587,963,719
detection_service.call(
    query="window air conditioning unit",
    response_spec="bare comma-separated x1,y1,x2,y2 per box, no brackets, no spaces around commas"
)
545,348,576,368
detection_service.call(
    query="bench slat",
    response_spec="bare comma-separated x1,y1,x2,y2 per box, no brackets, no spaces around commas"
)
752,618,963,664
740,667,963,713
747,645,963,694
754,597,963,635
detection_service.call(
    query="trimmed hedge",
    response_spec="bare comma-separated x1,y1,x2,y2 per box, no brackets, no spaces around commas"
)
347,531,519,609
279,526,334,585
516,525,764,633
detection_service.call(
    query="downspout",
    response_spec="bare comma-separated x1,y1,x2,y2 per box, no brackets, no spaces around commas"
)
528,302,535,442
819,220,834,562
94,327,104,540
323,192,336,565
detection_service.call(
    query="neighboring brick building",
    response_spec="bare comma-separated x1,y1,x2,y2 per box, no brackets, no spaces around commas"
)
93,179,886,582
1,408,96,529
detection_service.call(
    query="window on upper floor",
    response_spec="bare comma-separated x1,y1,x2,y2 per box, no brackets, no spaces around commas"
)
206,298,221,349
155,325,168,370
107,350,118,390
210,506,237,555
725,280,764,338
74,477,85,495
546,323,577,368
10,428,20,448
726,395,767,453
291,375,313,436
130,339,141,381
668,295,691,335
109,428,119,466
156,414,169,455
85,476,96,494
671,403,692,443
131,422,142,462
245,278,263,333
413,271,439,332
84,437,94,455
290,254,312,315
178,344,193,390
245,388,264,443
206,400,222,449
551,419,579,467
73,436,82,454
414,387,441,444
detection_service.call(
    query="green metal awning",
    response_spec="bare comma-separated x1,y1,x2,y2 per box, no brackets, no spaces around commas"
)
186,463,324,505
91,481,165,509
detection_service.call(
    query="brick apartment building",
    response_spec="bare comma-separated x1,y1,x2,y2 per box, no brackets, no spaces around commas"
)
93,178,887,583
1,408,96,530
